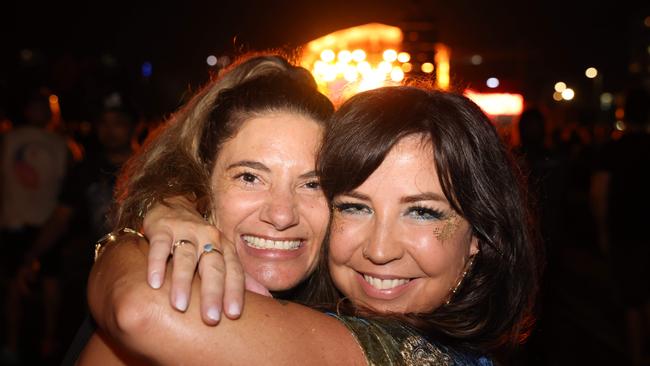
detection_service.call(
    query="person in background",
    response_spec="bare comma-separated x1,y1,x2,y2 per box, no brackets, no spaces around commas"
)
591,86,650,366
1,88,70,365
5,92,138,364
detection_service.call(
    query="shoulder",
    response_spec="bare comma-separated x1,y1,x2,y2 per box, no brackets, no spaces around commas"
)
329,314,493,366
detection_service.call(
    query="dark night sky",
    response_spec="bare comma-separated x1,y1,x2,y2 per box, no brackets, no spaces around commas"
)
2,0,648,119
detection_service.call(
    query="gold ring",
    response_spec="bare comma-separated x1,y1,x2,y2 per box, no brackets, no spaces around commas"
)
171,239,195,255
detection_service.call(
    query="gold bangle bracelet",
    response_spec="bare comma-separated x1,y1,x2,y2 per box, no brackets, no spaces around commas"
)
94,227,145,262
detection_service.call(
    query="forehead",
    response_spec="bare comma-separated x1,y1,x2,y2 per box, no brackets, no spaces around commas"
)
217,112,323,163
355,135,441,196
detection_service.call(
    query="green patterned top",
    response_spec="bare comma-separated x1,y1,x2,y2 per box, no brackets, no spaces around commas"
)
329,314,493,366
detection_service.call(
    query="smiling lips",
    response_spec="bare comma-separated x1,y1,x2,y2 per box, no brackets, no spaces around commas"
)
242,235,302,250
362,274,411,290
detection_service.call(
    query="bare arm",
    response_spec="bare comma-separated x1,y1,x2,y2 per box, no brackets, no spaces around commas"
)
87,236,366,365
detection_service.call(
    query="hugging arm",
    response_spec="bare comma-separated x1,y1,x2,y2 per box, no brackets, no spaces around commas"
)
87,236,365,365
141,195,270,323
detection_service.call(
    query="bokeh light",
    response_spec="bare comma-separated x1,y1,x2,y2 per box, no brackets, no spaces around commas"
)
585,67,598,78
486,77,499,88
421,62,434,73
561,88,575,100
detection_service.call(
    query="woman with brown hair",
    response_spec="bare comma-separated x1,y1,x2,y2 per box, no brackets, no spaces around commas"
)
80,82,541,364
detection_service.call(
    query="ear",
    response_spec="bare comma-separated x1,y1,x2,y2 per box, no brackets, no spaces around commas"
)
469,236,479,256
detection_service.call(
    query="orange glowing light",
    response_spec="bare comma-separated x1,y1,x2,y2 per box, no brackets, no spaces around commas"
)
302,23,405,103
464,89,524,116
615,107,624,120
397,52,410,63
434,43,450,90
421,62,434,73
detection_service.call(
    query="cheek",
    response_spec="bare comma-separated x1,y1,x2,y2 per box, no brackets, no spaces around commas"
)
328,217,364,264
298,196,329,235
213,189,263,234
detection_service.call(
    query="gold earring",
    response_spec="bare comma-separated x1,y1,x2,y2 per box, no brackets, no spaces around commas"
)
445,254,476,305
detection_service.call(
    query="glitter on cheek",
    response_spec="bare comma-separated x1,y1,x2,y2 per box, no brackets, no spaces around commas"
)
433,212,461,241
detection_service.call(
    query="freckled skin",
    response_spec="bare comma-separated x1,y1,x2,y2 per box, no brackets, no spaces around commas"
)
210,113,329,291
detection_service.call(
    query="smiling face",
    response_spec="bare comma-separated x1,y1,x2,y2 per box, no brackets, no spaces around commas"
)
210,112,328,291
328,135,478,313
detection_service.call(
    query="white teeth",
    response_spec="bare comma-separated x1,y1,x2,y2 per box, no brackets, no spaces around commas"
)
363,275,410,290
242,235,301,250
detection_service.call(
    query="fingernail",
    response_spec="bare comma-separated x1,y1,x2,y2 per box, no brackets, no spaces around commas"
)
175,293,188,311
149,272,162,289
228,302,241,317
207,306,221,321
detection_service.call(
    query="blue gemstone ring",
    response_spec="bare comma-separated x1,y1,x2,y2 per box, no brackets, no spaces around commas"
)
199,243,223,260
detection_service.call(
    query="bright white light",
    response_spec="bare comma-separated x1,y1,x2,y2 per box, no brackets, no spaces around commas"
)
390,67,405,82
561,88,575,100
585,67,598,78
206,55,218,66
397,52,410,63
471,54,483,65
352,49,366,62
378,61,392,74
338,50,352,63
320,49,335,62
356,61,371,75
383,49,398,62
343,67,358,82
554,82,567,92
486,77,499,88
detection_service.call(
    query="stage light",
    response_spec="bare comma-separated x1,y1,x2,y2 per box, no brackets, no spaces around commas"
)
421,62,434,73
397,52,410,63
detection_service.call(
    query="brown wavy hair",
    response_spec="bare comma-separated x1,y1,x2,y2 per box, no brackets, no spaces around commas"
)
112,53,334,229
315,85,543,354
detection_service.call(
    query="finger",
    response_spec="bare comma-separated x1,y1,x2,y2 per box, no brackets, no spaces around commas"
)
221,244,245,319
197,246,226,325
146,231,174,289
170,240,198,312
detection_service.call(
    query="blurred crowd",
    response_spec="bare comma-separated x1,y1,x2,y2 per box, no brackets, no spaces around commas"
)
0,67,649,365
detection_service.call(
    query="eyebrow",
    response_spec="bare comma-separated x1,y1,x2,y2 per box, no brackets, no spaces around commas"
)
298,170,318,179
226,160,270,172
226,160,318,179
342,190,448,204
400,192,448,204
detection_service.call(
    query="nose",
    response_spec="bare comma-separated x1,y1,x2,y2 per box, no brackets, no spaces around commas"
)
361,215,404,264
259,185,299,230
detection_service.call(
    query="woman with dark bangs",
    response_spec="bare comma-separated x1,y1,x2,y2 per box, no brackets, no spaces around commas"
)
81,84,541,365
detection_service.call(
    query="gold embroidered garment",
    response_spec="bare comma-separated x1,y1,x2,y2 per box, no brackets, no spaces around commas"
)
329,314,492,366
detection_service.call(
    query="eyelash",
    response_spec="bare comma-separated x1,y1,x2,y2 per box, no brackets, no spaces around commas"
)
333,202,371,215
303,180,321,190
233,171,260,185
406,205,445,221
333,202,445,221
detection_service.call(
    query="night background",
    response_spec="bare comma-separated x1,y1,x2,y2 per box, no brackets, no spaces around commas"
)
1,1,650,365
